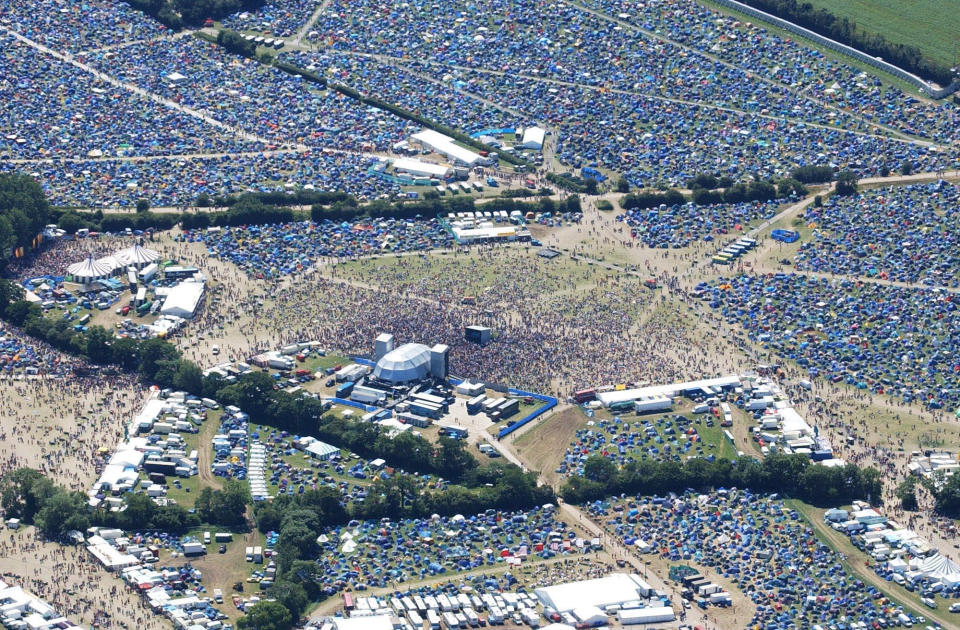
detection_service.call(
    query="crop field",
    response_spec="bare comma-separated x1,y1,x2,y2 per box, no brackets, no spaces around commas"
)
801,0,958,71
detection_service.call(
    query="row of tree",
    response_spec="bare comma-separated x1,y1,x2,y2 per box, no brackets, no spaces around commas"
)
0,174,51,273
122,0,265,29
619,189,688,210
738,0,954,86
561,453,883,507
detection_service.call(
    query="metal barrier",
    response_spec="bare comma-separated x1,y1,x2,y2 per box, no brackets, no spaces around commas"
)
496,389,558,439
713,0,960,99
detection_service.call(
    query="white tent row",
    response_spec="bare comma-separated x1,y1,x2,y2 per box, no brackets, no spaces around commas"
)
66,244,159,281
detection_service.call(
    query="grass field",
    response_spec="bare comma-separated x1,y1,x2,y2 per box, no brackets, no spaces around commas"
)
800,0,958,71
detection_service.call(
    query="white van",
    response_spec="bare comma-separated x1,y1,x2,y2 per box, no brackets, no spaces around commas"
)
203,531,211,544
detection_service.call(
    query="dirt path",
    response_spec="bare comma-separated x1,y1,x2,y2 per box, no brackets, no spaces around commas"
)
197,417,224,491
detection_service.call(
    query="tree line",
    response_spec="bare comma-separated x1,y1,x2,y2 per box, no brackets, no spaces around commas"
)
0,174,51,273
738,0,954,86
561,453,883,507
49,188,576,235
122,0,265,30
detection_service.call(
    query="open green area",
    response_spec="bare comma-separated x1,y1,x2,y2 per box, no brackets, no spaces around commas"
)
800,0,958,71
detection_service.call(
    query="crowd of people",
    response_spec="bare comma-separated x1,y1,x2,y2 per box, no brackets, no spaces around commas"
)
185,218,455,276
617,199,781,248
0,370,147,492
312,504,582,592
594,490,918,629
0,529,167,630
794,180,960,286
702,273,960,410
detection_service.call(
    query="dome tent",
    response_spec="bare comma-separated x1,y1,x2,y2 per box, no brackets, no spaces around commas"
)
67,256,115,282
373,343,432,384
115,243,159,268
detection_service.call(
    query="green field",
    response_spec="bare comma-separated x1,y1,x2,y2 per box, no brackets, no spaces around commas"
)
801,0,958,71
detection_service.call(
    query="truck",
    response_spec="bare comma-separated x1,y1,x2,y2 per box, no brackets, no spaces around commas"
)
573,388,596,404
268,357,294,371
617,607,675,625
634,396,672,414
183,542,205,556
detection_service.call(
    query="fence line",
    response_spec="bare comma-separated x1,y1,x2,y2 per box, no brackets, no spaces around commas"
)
713,0,960,99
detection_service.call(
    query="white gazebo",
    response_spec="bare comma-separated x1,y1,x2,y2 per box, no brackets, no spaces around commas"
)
67,256,115,282
115,244,159,269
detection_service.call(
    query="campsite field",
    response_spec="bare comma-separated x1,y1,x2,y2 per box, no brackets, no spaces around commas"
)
798,0,958,71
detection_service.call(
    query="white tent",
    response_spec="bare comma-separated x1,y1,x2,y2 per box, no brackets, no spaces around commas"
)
115,244,159,268
305,440,339,460
919,553,960,581
572,606,607,626
67,256,114,282
159,282,205,319
535,574,649,614
96,256,123,275
373,343,432,384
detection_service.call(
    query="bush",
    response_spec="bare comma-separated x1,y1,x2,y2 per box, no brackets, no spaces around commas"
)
546,172,597,194
791,165,835,184
620,189,687,210
596,199,613,211
834,170,858,196
686,174,720,190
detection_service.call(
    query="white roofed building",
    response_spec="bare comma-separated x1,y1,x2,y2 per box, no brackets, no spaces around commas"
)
411,129,491,167
535,573,652,614
392,157,452,179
